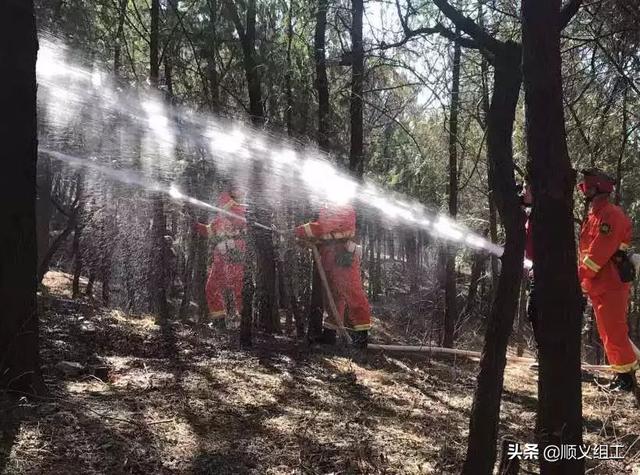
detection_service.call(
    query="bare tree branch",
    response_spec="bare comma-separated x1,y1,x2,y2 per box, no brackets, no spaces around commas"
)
560,0,583,29
432,0,502,54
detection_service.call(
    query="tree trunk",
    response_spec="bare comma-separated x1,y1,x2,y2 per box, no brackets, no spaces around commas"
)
522,0,584,472
150,0,160,88
71,174,84,299
479,1,500,293
101,203,116,306
405,230,418,293
179,211,198,320
224,0,278,335
284,247,305,337
464,248,486,316
38,204,79,283
0,0,44,393
498,438,520,474
463,43,525,474
149,0,169,320
113,0,128,77
36,155,52,281
194,212,209,320
516,271,529,357
86,271,96,298
348,0,364,178
315,0,330,150
71,218,82,298
240,259,254,347
284,0,294,135
150,197,170,319
206,0,221,109
307,0,331,341
443,36,462,348
614,88,627,206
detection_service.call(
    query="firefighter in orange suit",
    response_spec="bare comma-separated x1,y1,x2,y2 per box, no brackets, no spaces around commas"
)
578,168,639,391
294,202,371,348
195,187,247,328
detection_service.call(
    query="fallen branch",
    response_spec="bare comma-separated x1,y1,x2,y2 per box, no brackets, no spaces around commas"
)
367,344,614,371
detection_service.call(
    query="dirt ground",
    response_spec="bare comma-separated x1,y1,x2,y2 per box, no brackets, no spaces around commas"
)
1,271,640,474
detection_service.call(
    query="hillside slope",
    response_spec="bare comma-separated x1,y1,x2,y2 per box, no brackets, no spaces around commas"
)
1,271,639,474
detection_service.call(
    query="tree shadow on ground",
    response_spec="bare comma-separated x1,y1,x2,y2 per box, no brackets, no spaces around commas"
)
191,451,257,474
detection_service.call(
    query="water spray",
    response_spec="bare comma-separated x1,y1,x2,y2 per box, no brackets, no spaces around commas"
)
41,149,277,234
37,36,504,258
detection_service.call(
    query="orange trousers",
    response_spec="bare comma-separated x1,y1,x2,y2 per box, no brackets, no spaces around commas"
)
590,288,639,373
320,244,371,331
205,242,245,320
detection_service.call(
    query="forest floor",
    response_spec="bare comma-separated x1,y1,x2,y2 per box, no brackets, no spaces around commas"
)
2,271,640,474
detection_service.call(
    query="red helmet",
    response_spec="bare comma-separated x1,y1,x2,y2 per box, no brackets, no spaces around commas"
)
578,168,615,195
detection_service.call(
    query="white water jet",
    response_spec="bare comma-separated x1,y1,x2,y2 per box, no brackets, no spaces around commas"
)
37,34,504,258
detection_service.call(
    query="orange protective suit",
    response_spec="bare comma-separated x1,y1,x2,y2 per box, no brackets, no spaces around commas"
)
196,192,246,320
579,197,639,373
295,204,371,332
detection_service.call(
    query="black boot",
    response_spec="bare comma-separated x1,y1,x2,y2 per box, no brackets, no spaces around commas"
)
351,330,368,349
606,372,633,392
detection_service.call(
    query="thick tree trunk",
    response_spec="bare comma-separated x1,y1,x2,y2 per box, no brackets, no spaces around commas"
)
348,0,364,177
148,0,169,319
443,37,462,348
307,0,331,341
0,0,44,393
224,0,278,335
522,0,584,472
463,43,525,474
150,197,170,319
